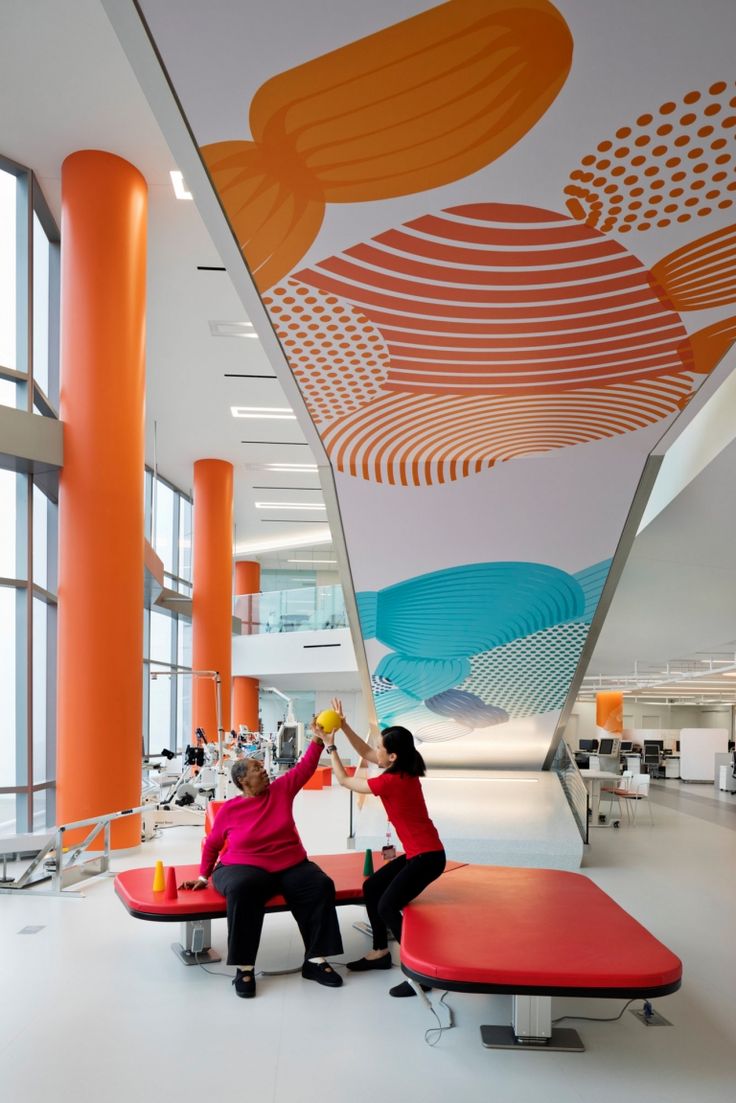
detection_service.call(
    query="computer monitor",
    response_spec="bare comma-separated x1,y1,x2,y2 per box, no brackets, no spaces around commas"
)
598,737,618,756
644,739,664,751
579,739,598,752
620,740,633,753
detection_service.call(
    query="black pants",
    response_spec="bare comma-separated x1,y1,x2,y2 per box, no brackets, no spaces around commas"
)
212,860,344,966
363,849,446,950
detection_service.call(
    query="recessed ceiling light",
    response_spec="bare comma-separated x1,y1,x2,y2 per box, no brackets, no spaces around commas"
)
170,170,192,200
255,501,326,510
231,406,296,420
209,320,258,339
288,559,337,564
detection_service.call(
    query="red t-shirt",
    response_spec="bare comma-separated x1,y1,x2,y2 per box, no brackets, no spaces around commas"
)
367,771,443,860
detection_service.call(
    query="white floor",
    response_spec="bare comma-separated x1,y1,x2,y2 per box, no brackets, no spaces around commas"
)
1,781,734,1103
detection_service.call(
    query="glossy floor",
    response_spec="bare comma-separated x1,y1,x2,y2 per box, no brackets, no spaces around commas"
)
1,780,733,1103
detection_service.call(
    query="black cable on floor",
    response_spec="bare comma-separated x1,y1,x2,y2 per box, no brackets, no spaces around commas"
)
424,992,455,1047
553,998,635,1024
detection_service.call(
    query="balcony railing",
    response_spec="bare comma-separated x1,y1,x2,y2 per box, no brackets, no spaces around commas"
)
234,585,347,635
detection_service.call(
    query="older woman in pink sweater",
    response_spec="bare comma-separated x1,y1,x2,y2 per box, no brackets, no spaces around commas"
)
181,734,342,999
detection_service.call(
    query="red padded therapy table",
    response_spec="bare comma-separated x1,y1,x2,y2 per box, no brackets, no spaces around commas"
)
116,851,392,966
400,865,682,1051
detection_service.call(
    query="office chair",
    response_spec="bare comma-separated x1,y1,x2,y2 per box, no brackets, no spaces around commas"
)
643,742,663,779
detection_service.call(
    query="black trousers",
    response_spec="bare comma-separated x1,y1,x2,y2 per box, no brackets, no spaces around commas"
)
363,849,446,951
212,859,344,966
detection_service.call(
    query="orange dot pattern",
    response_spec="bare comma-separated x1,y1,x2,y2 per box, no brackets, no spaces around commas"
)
565,81,736,232
263,280,389,422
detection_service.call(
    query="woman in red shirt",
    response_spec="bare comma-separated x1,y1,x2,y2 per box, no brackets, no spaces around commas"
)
319,700,445,998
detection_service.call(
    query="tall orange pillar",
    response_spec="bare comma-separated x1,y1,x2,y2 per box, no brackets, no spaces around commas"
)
232,560,260,731
192,460,233,739
57,151,147,848
596,691,624,733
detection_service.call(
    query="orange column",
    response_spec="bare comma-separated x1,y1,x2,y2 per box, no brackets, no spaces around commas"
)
232,560,260,730
57,151,147,848
192,460,233,739
596,691,623,733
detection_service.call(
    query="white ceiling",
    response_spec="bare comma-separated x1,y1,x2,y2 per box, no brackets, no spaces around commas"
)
0,0,332,567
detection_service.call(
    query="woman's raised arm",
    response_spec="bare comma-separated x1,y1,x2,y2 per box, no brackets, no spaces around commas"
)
331,697,379,765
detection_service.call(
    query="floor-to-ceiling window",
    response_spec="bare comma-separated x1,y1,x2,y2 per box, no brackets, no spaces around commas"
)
142,469,193,754
0,156,60,834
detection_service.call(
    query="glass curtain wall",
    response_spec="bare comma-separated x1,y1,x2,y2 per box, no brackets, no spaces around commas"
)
142,469,193,754
0,156,60,834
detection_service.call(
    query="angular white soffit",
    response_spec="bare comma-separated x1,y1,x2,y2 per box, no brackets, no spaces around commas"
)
639,344,736,532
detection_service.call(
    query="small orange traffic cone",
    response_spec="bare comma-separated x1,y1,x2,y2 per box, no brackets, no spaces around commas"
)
152,860,165,893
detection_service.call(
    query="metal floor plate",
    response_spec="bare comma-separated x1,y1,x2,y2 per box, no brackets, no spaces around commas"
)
481,1025,585,1052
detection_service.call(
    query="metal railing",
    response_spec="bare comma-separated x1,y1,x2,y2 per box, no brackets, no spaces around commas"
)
0,805,146,896
551,741,589,844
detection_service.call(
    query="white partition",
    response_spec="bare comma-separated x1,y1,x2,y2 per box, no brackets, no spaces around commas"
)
679,728,729,782
354,772,584,871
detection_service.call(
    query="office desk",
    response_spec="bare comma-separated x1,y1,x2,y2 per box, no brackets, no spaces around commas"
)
580,770,621,827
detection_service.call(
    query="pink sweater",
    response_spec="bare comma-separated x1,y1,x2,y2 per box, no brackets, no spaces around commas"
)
199,741,321,877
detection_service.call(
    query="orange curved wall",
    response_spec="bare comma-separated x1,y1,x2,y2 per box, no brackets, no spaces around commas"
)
57,150,147,848
192,460,233,738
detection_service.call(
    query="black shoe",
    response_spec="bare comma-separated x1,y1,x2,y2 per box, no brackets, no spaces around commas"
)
346,954,393,972
301,960,343,988
389,980,430,998
232,969,256,998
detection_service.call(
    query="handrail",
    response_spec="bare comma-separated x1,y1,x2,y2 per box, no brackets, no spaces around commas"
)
0,805,147,897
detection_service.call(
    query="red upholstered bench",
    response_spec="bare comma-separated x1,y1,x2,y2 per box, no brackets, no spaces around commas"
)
400,865,682,1052
115,851,386,965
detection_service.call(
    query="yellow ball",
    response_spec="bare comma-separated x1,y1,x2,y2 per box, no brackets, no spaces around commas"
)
316,708,342,734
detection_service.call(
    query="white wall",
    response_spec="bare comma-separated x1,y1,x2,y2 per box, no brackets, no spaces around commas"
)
233,627,358,678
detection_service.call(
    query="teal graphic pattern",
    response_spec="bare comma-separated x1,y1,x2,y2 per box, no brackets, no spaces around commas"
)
361,558,611,738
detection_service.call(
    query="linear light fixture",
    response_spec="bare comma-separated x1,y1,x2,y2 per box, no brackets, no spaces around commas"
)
234,529,331,555
255,501,326,511
170,170,192,200
210,320,258,339
288,559,337,564
231,406,296,420
264,463,318,471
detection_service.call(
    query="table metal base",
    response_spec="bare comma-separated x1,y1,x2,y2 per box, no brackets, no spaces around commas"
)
481,1025,584,1052
171,943,222,966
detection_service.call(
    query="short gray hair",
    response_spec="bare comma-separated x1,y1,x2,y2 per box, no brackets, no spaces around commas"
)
231,758,262,790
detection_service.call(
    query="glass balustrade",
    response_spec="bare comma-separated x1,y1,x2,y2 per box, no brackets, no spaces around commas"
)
551,740,589,844
234,584,347,635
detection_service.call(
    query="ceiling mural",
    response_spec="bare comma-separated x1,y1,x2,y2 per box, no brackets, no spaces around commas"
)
138,0,736,766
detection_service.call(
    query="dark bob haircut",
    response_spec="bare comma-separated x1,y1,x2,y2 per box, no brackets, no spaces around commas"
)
380,726,426,777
